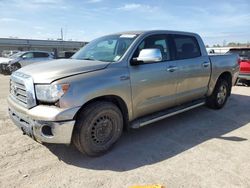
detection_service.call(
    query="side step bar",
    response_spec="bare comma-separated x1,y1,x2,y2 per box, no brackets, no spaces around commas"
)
131,100,206,129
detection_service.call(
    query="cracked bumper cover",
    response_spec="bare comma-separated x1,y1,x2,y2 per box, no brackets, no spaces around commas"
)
8,96,80,144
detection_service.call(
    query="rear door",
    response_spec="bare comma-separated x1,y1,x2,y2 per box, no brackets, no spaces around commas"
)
172,34,211,105
129,34,178,118
32,52,51,64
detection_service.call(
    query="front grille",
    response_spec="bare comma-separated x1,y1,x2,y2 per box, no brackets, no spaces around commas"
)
10,79,28,105
10,72,36,108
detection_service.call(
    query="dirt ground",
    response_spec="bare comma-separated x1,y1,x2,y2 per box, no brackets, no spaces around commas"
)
0,74,250,188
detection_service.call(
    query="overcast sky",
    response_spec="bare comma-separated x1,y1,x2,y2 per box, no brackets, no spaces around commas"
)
0,0,249,45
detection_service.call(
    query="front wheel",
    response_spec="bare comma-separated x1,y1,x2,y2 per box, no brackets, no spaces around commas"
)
9,64,21,74
72,101,123,157
206,79,230,109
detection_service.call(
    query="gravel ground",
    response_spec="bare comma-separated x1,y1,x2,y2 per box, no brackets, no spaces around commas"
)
0,74,250,188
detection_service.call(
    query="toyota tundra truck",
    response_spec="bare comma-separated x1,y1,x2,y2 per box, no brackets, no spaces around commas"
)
8,30,239,156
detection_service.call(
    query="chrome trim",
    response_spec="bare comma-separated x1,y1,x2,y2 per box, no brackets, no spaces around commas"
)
139,102,205,127
11,72,36,109
137,48,162,63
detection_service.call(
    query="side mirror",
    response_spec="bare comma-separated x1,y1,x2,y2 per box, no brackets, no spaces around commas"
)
22,55,27,59
132,49,162,65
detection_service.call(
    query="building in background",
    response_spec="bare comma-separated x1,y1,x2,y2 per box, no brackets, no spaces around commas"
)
0,38,88,58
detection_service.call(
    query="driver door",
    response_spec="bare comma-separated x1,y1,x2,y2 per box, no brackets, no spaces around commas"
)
19,52,34,67
129,34,178,119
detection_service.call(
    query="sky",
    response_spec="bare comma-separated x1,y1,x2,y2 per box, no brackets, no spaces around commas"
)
0,0,249,46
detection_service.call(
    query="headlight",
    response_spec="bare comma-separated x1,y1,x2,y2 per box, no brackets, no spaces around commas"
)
35,84,70,102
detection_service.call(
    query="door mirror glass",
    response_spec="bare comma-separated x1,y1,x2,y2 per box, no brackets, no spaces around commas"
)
135,48,162,63
22,55,27,59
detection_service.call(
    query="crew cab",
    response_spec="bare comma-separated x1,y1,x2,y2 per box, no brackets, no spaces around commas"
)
227,48,250,86
8,30,239,156
0,51,54,74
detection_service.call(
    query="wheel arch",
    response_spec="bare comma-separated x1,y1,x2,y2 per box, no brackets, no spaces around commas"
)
73,95,129,130
11,62,22,68
208,71,233,96
217,71,232,96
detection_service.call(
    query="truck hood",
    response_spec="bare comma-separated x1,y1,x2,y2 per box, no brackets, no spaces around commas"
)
16,59,111,83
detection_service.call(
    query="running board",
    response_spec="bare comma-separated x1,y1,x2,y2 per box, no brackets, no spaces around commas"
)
130,100,206,129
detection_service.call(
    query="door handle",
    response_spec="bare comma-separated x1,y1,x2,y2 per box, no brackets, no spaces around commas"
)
167,66,178,72
202,62,210,68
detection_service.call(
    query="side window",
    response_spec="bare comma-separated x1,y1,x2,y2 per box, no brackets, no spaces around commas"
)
34,52,49,58
173,35,201,60
132,34,170,62
22,52,34,59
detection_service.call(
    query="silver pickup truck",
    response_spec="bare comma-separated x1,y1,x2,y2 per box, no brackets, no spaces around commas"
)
8,30,239,156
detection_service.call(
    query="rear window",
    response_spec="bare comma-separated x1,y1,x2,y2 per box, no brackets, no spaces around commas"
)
228,49,250,59
34,52,49,58
173,35,201,60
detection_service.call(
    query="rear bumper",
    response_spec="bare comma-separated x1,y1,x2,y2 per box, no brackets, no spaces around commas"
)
8,96,79,144
238,73,250,80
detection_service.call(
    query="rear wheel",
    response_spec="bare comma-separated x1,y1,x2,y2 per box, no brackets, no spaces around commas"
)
73,101,123,157
206,79,230,109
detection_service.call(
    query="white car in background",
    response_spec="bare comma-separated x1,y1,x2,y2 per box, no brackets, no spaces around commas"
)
0,51,54,74
1,50,20,58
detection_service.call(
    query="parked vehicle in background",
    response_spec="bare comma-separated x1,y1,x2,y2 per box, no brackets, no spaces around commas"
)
227,48,250,86
206,47,231,55
57,51,77,59
1,50,20,58
0,51,54,74
8,30,239,157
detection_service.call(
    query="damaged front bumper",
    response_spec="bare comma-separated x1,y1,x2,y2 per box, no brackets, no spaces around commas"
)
8,96,79,144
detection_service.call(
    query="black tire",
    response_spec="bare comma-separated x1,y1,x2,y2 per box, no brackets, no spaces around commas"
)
246,81,250,87
206,78,230,109
9,63,21,74
72,101,123,157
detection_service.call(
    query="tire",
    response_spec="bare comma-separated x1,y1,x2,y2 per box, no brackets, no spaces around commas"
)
206,78,230,109
72,101,123,157
246,81,250,87
9,63,21,74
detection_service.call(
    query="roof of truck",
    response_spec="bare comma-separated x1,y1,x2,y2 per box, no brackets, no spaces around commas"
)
113,30,198,36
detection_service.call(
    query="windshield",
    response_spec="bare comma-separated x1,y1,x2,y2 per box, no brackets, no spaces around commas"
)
10,52,25,59
72,34,138,62
227,49,250,59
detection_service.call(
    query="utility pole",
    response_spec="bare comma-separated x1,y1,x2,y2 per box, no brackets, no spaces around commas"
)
61,28,64,41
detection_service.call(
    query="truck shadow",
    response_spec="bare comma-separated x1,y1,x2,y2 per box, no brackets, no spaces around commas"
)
46,93,250,172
